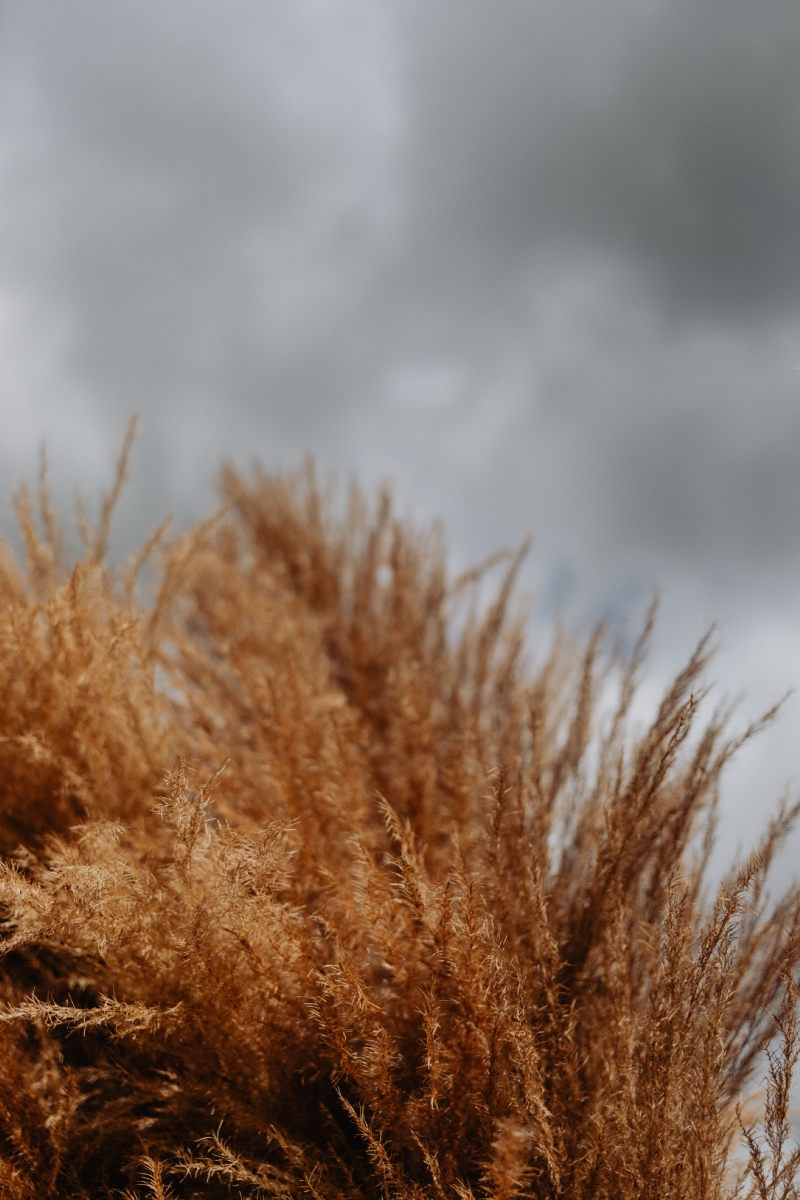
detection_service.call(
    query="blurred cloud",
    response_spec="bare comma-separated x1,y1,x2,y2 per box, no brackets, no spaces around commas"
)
1,0,800,866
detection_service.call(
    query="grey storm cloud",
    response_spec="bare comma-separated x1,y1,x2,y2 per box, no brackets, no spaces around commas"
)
1,0,800,595
401,0,800,316
3,0,800,869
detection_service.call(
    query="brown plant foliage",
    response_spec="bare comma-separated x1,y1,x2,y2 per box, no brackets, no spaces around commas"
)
0,442,798,1198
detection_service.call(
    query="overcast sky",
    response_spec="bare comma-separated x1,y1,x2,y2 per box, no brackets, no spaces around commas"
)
2,0,800,873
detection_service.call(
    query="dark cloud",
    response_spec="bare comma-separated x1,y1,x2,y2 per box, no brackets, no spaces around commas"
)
0,0,797,570
2,0,800,860
401,0,800,315
0,0,403,520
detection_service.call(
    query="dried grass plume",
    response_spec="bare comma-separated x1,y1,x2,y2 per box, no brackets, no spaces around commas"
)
0,435,798,1197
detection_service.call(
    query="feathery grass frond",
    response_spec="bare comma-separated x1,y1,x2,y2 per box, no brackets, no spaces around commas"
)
0,452,796,1197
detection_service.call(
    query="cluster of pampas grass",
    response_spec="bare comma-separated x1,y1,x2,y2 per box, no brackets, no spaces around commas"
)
0,433,799,1198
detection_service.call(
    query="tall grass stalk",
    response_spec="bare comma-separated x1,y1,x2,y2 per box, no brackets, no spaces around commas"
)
0,445,797,1197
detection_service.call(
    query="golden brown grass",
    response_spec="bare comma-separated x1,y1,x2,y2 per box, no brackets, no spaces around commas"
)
0,441,799,1197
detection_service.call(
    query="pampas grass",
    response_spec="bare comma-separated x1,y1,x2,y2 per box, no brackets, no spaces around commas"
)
0,438,798,1197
